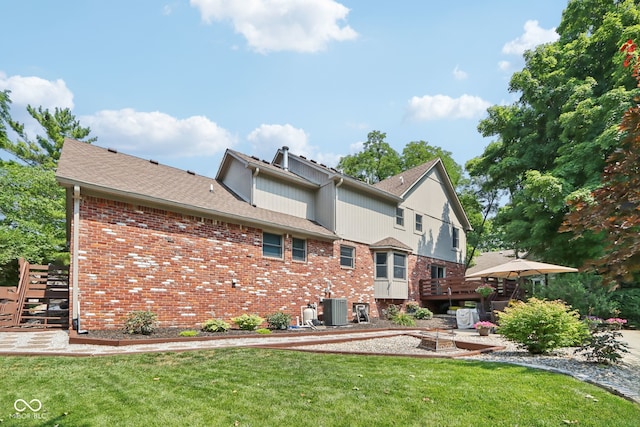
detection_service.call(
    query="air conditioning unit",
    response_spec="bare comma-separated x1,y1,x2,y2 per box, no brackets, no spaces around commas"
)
322,298,348,326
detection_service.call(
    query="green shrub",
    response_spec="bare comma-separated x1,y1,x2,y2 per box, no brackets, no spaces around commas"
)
201,318,230,333
256,328,272,334
497,298,589,354
179,330,199,337
232,314,264,331
413,307,433,320
612,288,640,328
391,312,416,326
266,312,292,330
124,310,158,335
531,272,619,319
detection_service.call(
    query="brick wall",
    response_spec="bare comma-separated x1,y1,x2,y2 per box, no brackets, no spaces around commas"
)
72,196,464,331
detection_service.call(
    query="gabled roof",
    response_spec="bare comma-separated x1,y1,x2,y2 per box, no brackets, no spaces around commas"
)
374,159,439,197
56,139,337,240
374,159,472,231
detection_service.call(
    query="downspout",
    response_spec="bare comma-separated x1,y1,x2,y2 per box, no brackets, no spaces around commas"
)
251,167,260,205
72,185,83,332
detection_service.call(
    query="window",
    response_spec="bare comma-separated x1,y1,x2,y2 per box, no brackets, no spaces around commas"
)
262,232,282,258
431,265,445,279
393,253,406,280
292,237,306,262
340,245,355,268
452,227,459,249
415,214,423,232
396,207,404,226
375,252,388,278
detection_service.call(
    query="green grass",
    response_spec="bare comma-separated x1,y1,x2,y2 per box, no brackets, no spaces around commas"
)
1,348,639,426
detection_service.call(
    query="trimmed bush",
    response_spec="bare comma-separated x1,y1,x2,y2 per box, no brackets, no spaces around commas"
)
497,298,589,354
266,312,292,330
256,328,272,335
232,314,264,331
413,307,433,320
179,330,199,337
201,318,230,333
124,310,158,335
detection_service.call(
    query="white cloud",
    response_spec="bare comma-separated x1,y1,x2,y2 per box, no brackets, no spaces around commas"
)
189,0,358,53
498,60,511,71
0,72,74,109
453,66,468,80
247,123,309,156
246,123,342,167
81,109,236,157
502,20,558,55
405,94,490,121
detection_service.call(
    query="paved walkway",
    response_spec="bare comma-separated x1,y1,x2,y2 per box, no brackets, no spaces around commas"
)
0,329,411,356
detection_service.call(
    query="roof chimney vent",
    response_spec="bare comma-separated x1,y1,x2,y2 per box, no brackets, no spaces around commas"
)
399,176,404,185
282,146,289,171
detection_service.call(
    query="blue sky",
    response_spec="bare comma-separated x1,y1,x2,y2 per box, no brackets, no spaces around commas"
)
1,1,565,177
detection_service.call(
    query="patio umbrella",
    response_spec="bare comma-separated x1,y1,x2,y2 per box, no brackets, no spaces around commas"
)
465,258,578,279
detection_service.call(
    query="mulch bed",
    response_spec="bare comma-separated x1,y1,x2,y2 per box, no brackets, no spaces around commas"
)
84,316,457,341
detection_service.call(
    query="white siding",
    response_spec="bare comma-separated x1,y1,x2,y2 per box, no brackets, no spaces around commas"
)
288,157,330,184
254,176,315,220
315,183,336,230
374,280,408,299
402,168,466,264
221,159,252,202
335,186,396,243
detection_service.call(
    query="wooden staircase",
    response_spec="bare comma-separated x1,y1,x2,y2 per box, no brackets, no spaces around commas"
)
0,258,69,330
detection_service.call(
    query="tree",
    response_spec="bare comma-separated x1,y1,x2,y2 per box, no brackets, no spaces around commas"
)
0,90,96,284
1,93,96,168
338,131,402,183
402,141,463,187
0,162,66,285
467,0,640,266
563,39,640,283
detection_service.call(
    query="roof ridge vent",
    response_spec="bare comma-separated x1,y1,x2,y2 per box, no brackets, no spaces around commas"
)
187,170,196,175
107,148,118,154
150,159,158,165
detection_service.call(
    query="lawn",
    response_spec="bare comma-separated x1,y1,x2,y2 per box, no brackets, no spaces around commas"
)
1,348,638,426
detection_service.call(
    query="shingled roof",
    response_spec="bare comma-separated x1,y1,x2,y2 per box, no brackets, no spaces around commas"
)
373,159,439,197
55,139,337,240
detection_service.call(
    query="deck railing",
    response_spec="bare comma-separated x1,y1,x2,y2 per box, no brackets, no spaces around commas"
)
419,277,520,301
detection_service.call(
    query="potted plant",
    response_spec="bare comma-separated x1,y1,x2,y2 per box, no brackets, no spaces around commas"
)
475,284,496,298
473,321,496,336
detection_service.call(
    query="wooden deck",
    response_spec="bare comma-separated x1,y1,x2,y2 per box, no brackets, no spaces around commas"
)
0,258,69,330
419,277,522,314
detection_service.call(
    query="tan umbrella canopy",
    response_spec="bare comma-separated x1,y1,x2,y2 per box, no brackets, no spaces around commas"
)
465,258,578,279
